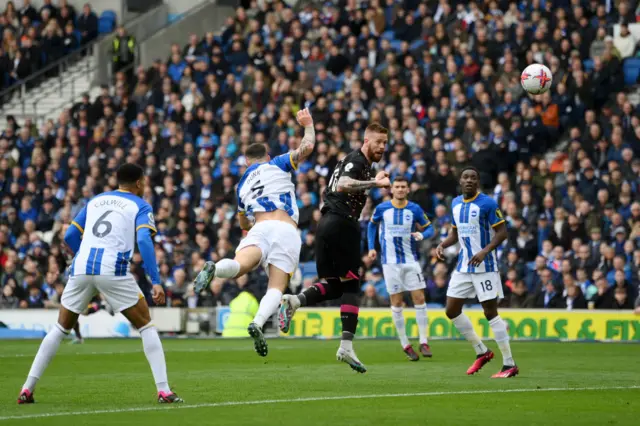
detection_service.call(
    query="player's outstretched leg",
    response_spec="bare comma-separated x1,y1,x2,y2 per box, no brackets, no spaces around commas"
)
278,279,343,333
410,289,432,358
336,279,366,373
194,247,263,293
446,297,493,375
483,301,518,378
122,299,183,403
18,308,78,404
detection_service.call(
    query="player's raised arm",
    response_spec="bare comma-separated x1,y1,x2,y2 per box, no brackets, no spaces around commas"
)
290,108,316,166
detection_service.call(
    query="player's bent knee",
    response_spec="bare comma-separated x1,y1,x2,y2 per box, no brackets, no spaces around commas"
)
411,291,425,305
342,279,360,295
57,307,79,330
121,298,152,330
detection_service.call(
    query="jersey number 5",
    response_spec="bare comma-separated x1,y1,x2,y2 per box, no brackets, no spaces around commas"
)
92,211,113,238
250,180,265,199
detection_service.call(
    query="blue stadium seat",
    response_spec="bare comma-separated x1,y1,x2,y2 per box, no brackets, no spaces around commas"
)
73,29,82,44
390,40,403,52
381,30,395,41
299,262,317,278
98,10,117,34
409,39,425,51
168,14,183,23
623,58,640,85
583,59,594,72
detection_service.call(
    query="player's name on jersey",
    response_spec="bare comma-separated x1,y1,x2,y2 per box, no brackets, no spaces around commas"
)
92,198,129,210
281,309,640,342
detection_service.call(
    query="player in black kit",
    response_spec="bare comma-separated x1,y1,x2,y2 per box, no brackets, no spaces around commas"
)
279,123,390,373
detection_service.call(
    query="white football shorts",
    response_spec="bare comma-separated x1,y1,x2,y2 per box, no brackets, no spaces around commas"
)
382,263,426,295
236,220,301,274
61,274,144,314
446,271,504,302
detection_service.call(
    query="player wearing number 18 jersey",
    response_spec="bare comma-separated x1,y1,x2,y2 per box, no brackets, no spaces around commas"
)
436,167,518,378
18,164,182,405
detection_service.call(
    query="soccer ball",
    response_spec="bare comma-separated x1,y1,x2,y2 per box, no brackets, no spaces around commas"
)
520,64,553,95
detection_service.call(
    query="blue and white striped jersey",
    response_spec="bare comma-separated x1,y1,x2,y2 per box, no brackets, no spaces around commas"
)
451,193,505,273
69,190,156,277
236,153,299,224
370,200,431,264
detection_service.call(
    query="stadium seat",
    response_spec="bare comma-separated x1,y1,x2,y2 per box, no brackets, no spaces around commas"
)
623,58,640,85
381,30,395,41
390,40,403,52
99,10,117,34
73,29,82,44
583,59,594,72
409,39,425,51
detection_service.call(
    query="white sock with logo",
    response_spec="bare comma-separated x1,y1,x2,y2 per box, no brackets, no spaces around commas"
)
451,313,488,355
215,259,240,278
414,303,429,345
23,323,69,392
489,316,514,366
253,288,283,328
139,324,171,393
391,306,410,348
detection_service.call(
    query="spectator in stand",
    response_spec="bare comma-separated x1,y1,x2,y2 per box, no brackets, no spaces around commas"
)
77,3,98,45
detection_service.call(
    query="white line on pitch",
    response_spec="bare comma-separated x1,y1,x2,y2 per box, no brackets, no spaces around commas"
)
1,385,638,421
0,346,298,358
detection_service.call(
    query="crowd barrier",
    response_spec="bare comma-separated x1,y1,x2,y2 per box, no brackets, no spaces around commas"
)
1,308,637,342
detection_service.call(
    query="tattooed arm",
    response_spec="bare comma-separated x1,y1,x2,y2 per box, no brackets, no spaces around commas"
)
337,171,391,193
290,125,316,165
290,108,316,166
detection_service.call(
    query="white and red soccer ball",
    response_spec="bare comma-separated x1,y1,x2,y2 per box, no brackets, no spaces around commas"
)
521,64,553,95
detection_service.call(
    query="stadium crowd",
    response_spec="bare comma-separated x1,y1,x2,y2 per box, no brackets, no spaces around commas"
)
0,0,99,91
1,0,640,314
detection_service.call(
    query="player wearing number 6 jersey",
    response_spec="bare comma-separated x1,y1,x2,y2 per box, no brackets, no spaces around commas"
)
193,108,316,357
367,177,434,361
18,164,183,405
436,166,518,378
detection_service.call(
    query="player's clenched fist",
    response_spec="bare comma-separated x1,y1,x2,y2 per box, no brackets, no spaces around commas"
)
367,249,377,261
374,170,390,188
296,108,314,128
152,284,166,305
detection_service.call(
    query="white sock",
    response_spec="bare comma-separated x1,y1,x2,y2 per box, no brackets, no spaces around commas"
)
451,313,488,355
253,288,283,328
414,303,429,345
140,324,171,393
23,323,69,392
215,259,240,278
340,339,353,351
489,316,515,366
391,306,410,348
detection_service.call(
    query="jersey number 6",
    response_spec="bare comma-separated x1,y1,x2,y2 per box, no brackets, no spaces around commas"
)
92,211,113,238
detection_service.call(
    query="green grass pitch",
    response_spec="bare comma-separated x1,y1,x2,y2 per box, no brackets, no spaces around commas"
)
0,339,638,425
